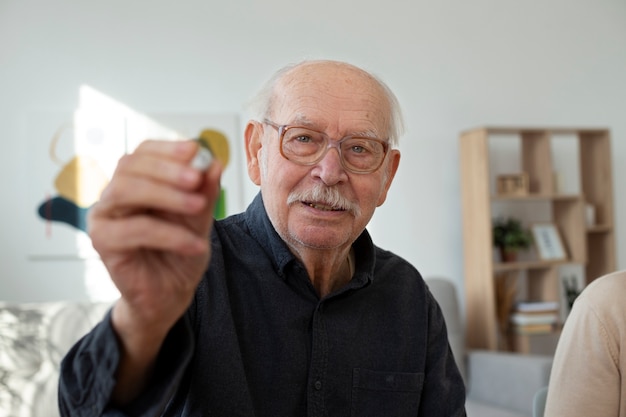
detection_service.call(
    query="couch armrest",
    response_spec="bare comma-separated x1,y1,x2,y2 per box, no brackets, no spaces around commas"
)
467,350,552,416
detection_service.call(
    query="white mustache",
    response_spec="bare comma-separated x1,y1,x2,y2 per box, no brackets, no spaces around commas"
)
287,186,361,216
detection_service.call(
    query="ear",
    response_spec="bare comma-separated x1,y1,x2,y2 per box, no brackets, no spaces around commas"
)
245,121,263,185
376,149,401,207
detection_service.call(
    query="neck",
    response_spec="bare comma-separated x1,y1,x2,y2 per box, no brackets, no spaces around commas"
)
297,247,355,298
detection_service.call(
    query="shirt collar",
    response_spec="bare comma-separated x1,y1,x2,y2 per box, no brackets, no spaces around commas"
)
243,192,376,288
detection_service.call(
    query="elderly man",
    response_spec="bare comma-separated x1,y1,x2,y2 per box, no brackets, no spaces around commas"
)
59,60,466,416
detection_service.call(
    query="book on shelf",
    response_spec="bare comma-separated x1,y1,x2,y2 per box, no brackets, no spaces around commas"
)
510,300,560,335
511,323,556,335
514,300,559,313
510,312,558,326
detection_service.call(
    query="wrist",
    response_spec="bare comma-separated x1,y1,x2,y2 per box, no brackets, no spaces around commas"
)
111,300,172,359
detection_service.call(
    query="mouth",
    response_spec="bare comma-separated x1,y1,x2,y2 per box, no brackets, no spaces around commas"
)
303,201,346,212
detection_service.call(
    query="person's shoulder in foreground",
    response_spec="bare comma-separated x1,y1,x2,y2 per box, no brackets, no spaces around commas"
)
544,269,626,417
58,59,466,416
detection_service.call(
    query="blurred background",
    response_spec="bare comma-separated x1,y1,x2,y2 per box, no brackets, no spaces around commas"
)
1,0,624,314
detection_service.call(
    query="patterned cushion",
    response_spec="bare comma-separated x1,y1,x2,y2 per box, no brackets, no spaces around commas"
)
0,301,112,417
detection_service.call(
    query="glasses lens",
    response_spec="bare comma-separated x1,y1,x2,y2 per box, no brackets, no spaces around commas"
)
341,138,386,172
280,125,387,173
281,127,325,161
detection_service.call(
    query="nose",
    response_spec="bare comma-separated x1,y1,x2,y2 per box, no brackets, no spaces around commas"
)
311,143,348,185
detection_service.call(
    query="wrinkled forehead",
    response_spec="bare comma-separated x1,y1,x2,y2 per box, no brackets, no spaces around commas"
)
270,63,392,136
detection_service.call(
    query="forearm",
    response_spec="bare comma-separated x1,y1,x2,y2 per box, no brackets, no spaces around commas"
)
59,311,125,416
59,307,195,416
109,299,183,406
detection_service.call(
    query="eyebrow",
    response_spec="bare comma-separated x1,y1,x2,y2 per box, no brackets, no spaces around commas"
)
352,129,381,139
288,115,382,139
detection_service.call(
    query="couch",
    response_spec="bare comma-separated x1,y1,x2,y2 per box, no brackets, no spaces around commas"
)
0,278,552,417
425,277,554,417
0,301,112,417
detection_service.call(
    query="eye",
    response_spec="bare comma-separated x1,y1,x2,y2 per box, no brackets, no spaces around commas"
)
350,144,368,154
285,127,322,145
345,139,382,155
294,134,313,143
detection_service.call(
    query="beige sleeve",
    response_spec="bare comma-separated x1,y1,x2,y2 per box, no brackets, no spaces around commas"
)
544,291,620,417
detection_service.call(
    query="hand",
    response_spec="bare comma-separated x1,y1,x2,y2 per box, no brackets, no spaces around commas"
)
88,139,222,348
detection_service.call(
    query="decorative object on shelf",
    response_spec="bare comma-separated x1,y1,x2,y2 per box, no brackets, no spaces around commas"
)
531,222,567,261
492,217,533,262
496,173,529,196
562,275,582,313
585,202,596,227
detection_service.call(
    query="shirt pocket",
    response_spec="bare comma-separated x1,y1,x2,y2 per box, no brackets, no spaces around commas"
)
351,368,424,417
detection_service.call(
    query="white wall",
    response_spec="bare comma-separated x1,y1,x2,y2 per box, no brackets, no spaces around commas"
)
1,0,625,303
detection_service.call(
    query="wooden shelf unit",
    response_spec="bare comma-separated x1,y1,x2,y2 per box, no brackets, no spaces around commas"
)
459,127,616,352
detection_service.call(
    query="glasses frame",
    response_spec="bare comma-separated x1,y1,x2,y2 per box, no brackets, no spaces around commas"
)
263,119,389,174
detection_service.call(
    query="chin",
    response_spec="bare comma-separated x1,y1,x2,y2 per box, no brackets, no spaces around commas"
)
289,229,352,251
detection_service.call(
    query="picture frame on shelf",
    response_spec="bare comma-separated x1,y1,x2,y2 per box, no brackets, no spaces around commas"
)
531,223,567,261
496,173,529,196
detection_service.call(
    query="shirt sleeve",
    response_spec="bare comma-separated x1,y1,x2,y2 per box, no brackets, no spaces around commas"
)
544,291,621,417
419,291,467,416
58,309,195,417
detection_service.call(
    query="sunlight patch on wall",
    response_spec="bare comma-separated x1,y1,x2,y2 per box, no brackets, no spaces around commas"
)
27,85,242,301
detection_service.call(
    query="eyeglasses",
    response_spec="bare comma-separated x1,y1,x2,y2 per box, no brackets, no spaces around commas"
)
263,119,389,174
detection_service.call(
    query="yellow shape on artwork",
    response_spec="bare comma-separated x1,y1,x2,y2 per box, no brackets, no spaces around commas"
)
54,155,109,208
198,129,230,168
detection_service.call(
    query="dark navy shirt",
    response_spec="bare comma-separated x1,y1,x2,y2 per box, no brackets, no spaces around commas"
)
59,193,466,416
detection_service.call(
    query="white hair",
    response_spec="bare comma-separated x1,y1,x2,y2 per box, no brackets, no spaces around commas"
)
245,60,405,147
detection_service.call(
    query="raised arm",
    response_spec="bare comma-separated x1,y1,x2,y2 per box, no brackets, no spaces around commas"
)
76,139,222,407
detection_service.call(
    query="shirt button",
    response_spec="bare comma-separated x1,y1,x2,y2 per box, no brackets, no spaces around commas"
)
314,380,322,390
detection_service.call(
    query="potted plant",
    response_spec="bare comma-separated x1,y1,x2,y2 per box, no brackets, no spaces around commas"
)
492,217,533,262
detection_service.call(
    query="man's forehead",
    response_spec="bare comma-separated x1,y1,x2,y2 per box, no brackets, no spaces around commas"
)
274,75,385,115
280,62,375,92
268,62,390,134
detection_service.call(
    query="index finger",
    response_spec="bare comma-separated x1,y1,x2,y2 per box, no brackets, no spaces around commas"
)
133,139,199,164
